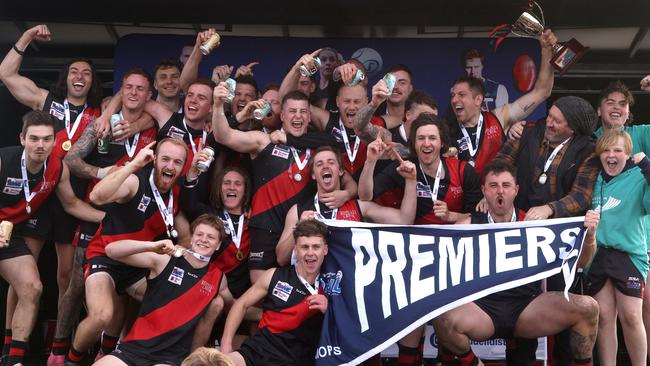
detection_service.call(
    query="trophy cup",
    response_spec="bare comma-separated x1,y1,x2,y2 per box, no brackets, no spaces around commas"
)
492,1,589,76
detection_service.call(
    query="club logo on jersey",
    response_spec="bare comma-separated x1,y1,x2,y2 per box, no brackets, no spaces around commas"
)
200,280,214,296
137,195,151,213
3,177,24,195
168,266,184,285
593,196,621,213
167,126,187,141
271,146,290,159
49,101,65,120
416,182,432,198
272,281,293,302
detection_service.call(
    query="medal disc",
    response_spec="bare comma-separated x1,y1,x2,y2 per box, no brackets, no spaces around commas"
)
468,159,475,167
62,140,72,151
294,173,302,182
173,248,184,258
538,173,547,185
25,205,31,214
170,229,179,239
236,250,244,261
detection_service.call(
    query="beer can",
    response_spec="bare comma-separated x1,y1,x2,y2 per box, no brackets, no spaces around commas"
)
199,33,221,56
97,134,110,154
110,114,122,136
0,221,13,243
197,147,215,172
299,57,321,77
225,78,236,103
383,73,397,95
347,69,366,87
253,102,271,120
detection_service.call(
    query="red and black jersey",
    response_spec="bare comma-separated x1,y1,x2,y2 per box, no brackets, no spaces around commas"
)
297,197,363,222
86,165,180,260
324,113,386,179
119,257,223,362
43,93,101,161
372,157,482,225
452,111,505,177
0,146,63,225
245,265,324,365
249,143,314,234
157,113,219,175
470,209,540,297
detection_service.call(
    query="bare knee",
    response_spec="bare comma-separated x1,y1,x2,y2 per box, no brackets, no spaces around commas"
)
572,295,599,325
17,279,42,305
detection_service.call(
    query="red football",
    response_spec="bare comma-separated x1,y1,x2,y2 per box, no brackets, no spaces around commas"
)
512,55,537,93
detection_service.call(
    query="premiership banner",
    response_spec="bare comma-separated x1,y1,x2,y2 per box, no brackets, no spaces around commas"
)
316,217,586,366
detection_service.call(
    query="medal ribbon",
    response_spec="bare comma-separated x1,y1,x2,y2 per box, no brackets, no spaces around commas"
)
338,118,360,164
314,194,338,220
223,209,244,250
63,99,87,140
419,160,443,203
541,137,571,177
182,118,207,154
149,171,175,237
290,147,311,174
458,113,483,159
399,124,407,142
21,150,47,211
118,112,140,159
296,268,320,295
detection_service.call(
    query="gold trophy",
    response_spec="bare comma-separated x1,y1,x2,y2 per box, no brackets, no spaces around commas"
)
492,1,588,76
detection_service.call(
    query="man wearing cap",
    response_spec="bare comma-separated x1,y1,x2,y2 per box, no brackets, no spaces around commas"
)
495,95,600,365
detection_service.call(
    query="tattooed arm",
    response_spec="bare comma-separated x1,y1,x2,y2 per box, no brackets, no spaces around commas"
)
64,120,104,179
493,29,556,129
354,79,394,143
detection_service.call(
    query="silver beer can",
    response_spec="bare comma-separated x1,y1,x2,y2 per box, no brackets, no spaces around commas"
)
383,73,397,95
197,147,215,172
199,33,221,56
224,78,236,103
253,102,271,120
299,57,321,77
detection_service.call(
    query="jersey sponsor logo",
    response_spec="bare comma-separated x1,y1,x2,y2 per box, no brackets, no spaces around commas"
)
271,146,290,159
457,136,470,152
200,279,214,296
3,177,24,195
186,271,198,279
167,126,186,140
593,196,621,213
416,182,432,198
49,101,65,120
137,195,152,213
626,276,642,290
249,251,264,259
271,280,293,302
26,218,38,228
330,127,343,142
168,266,185,285
484,125,500,138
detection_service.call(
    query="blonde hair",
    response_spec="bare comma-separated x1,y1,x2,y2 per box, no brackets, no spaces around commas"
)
595,129,632,155
181,347,235,366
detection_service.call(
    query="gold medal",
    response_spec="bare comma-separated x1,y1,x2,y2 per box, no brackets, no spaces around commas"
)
236,250,244,261
62,140,72,151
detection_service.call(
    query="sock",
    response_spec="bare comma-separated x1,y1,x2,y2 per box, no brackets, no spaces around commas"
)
439,345,457,366
7,340,27,366
397,343,420,366
65,346,85,364
457,349,480,366
51,336,71,356
363,354,382,366
572,357,592,366
99,334,119,354
1,329,10,357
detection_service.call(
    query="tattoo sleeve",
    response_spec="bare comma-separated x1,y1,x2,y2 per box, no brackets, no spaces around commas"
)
354,103,382,143
393,143,411,160
64,121,100,179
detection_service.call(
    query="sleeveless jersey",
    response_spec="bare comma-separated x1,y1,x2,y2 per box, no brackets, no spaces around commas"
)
213,210,250,274
43,93,100,161
0,146,63,225
157,113,217,175
249,265,324,365
414,158,467,224
454,111,504,177
471,209,540,297
249,143,313,234
119,257,223,360
324,113,386,179
86,166,180,260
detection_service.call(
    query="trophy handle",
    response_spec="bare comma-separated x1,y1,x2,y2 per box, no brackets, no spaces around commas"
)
531,1,545,27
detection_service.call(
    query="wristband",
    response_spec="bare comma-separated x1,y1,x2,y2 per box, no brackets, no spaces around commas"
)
13,45,25,56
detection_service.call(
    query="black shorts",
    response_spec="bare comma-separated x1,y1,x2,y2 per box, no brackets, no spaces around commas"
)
19,195,77,243
475,291,540,339
585,246,645,299
248,228,280,270
0,235,33,261
74,221,99,249
86,255,147,295
111,347,181,366
226,262,252,299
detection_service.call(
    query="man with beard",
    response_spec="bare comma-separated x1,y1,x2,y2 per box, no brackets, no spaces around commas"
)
434,159,599,366
448,30,556,177
0,111,104,366
212,85,356,283
153,59,184,113
65,139,188,365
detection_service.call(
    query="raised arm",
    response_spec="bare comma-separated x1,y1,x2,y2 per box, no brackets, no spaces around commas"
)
211,83,270,155
353,79,393,143
361,160,417,224
358,137,385,200
0,24,51,110
220,268,275,354
493,29,556,128
106,238,174,276
179,28,217,92
278,49,321,101
55,164,106,223
276,204,300,266
64,121,103,179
